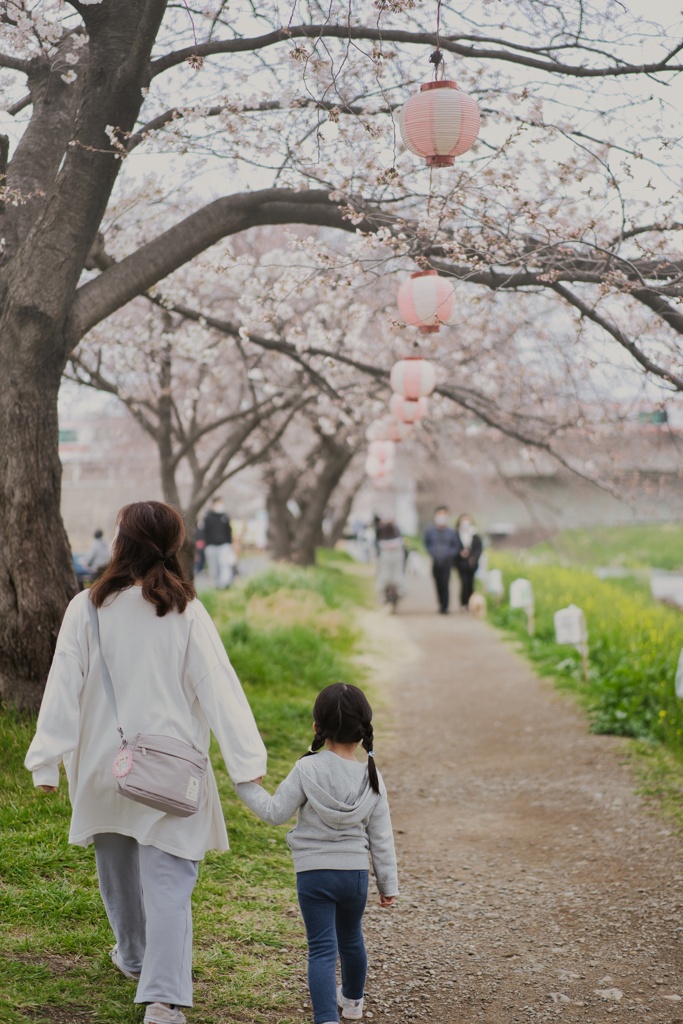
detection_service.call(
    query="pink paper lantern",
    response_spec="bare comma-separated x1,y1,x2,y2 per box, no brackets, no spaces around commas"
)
389,393,428,425
366,417,413,443
390,357,437,400
397,270,454,334
365,454,391,479
368,439,396,463
365,420,384,443
398,80,480,167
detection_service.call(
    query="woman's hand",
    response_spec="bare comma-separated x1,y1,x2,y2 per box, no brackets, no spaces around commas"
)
38,785,58,793
379,894,396,907
250,777,263,785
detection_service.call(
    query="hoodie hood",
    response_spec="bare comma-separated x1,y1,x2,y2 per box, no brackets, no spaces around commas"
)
295,750,378,830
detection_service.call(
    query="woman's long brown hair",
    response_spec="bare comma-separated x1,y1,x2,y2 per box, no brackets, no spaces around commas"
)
89,501,196,617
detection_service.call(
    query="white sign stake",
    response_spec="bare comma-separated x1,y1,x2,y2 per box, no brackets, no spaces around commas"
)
554,604,589,682
510,578,535,636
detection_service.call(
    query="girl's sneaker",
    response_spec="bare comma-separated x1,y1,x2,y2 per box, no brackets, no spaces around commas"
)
144,1005,186,1024
337,984,364,1019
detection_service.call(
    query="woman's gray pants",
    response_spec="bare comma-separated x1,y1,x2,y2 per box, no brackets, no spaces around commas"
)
93,832,199,1007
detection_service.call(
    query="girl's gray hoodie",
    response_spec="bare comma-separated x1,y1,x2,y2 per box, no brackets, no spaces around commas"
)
235,749,398,896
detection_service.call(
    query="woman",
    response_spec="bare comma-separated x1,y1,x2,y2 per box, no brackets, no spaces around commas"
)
454,513,483,610
25,501,267,1024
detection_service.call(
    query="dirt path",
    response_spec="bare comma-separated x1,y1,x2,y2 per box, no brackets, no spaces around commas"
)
359,573,683,1024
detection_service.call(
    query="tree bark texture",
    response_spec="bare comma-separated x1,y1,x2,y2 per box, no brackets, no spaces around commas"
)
0,0,167,707
265,438,356,567
0,342,75,709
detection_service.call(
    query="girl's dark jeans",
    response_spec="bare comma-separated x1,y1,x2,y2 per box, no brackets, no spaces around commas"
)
296,869,369,1024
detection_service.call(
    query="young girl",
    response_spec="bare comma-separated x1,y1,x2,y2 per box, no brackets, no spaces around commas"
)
236,682,398,1024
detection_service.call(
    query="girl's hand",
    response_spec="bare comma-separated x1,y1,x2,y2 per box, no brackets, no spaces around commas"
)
379,894,396,907
250,777,263,785
38,785,58,793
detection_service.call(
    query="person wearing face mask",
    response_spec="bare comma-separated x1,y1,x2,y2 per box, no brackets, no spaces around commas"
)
454,514,483,610
424,506,461,614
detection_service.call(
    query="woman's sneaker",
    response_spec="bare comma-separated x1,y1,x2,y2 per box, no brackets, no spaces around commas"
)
144,1005,186,1024
109,946,141,981
337,983,364,1019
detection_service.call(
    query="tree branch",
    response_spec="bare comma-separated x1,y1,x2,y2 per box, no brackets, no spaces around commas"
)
150,24,683,80
126,98,384,152
631,287,683,337
551,282,683,390
0,53,31,73
6,93,32,116
68,188,387,345
146,293,343,401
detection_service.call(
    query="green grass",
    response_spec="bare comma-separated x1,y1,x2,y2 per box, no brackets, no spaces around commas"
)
486,551,683,837
0,561,371,1024
488,553,683,754
531,522,683,570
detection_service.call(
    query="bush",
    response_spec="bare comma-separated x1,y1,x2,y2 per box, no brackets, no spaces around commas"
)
489,554,683,756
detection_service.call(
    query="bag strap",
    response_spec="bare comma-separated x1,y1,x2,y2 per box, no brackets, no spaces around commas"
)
87,596,127,748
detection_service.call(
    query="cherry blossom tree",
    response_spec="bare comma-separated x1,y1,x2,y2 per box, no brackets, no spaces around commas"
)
67,298,315,572
2,0,683,705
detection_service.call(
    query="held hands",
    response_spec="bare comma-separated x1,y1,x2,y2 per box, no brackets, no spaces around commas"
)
38,785,58,793
379,894,396,907
250,777,263,785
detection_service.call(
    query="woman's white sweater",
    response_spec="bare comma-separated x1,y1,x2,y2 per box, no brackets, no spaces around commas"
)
25,588,267,861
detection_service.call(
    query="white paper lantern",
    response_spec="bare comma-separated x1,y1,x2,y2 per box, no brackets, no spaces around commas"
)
366,417,413,443
389,393,428,424
368,440,396,463
397,270,455,334
390,357,437,400
398,80,480,167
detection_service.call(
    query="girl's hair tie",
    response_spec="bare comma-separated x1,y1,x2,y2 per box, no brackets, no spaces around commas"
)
367,751,375,758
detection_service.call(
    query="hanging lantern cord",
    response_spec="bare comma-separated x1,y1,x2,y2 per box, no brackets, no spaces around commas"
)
429,48,444,81
429,0,444,79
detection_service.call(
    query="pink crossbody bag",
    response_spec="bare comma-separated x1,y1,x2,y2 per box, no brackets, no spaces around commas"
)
87,596,208,817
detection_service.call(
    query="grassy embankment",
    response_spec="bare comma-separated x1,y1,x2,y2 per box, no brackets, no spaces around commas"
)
531,522,683,571
487,544,683,830
0,557,370,1024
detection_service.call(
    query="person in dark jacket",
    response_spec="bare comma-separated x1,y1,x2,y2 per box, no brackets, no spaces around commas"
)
454,513,483,610
200,497,235,588
424,506,461,614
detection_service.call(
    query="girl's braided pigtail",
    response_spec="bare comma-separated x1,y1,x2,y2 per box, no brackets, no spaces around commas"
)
301,728,327,759
362,724,381,794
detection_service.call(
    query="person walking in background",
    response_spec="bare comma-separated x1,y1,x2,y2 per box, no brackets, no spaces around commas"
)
84,529,110,580
424,506,461,614
25,501,267,1024
236,682,398,1024
454,514,483,610
375,517,406,611
200,496,235,589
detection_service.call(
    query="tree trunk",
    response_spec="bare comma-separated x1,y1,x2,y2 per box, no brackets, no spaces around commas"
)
265,470,297,560
290,446,355,566
324,482,361,548
0,335,75,710
0,1,169,706
178,531,196,582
